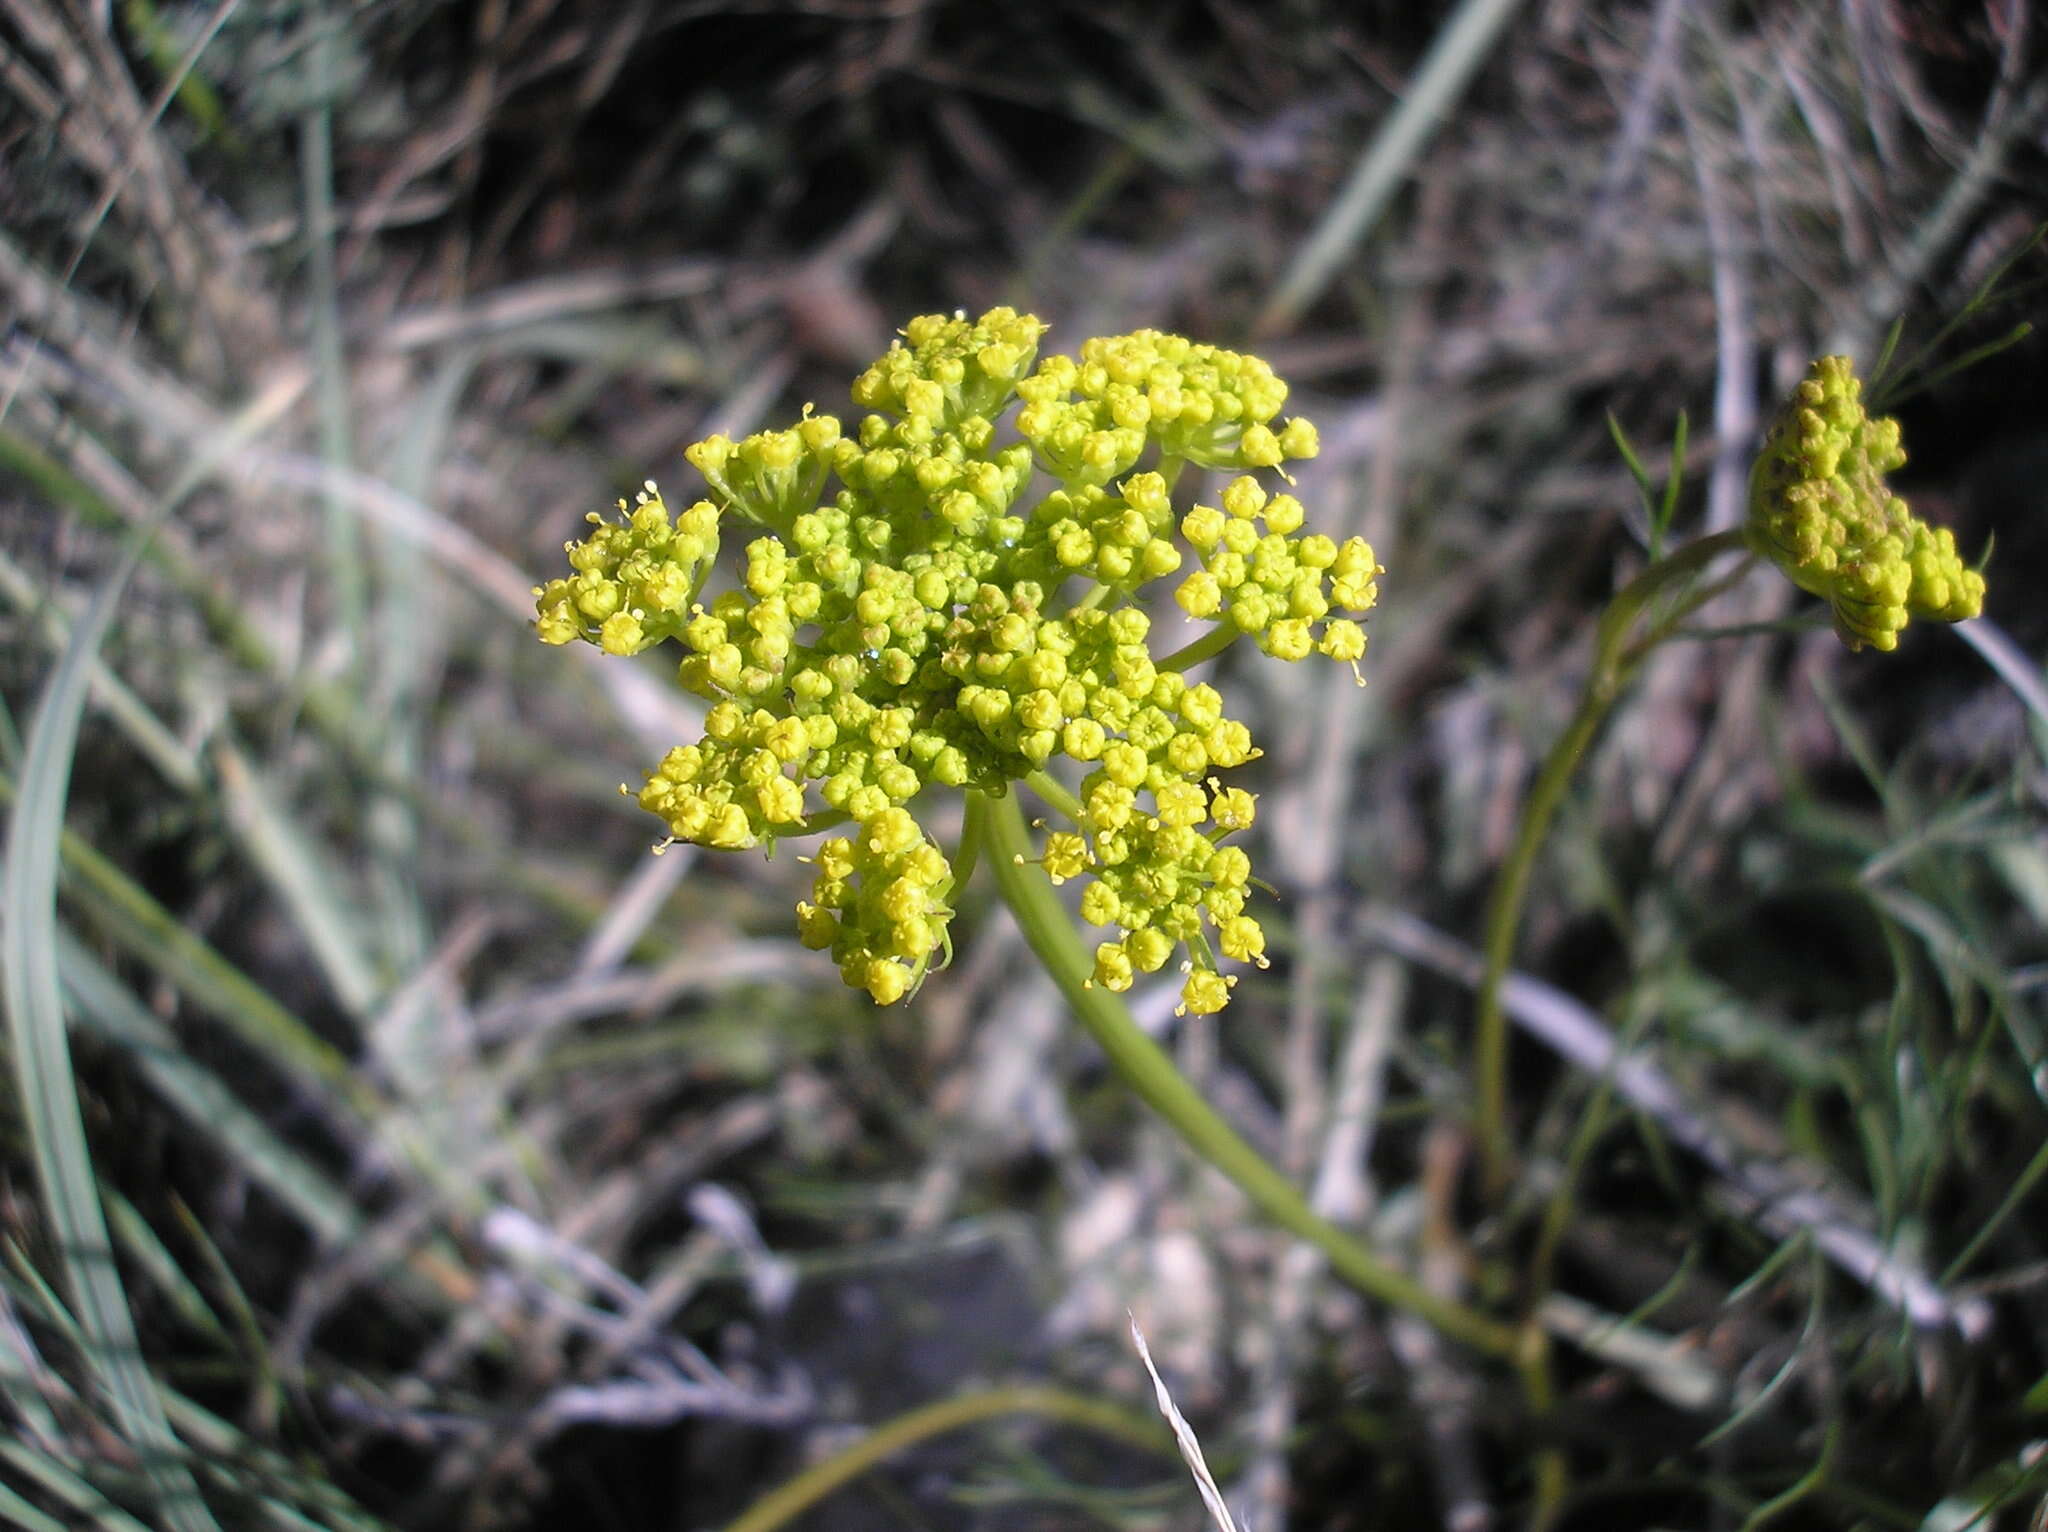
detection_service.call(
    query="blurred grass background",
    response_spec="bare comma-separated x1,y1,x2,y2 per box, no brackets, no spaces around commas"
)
3,1,2046,1528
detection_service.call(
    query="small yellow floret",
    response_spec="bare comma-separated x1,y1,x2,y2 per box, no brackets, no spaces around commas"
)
1178,969,1235,1016
1043,832,1093,883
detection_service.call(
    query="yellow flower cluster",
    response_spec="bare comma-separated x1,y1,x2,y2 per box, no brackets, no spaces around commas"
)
1173,474,1374,669
537,308,1379,1011
535,486,719,655
1012,329,1320,485
1746,356,1983,651
795,809,953,1006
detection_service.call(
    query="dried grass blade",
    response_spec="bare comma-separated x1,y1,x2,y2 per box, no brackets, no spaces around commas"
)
1129,1314,1242,1532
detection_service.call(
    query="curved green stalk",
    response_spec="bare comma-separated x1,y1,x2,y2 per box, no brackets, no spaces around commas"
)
722,1385,1170,1532
1157,622,1242,674
1064,580,1115,616
1472,528,1752,1197
1464,528,1750,1530
974,787,1520,1359
1023,768,1087,825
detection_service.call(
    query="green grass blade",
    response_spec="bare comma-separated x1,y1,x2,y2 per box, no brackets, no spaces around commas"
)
163,1389,398,1532
0,1473,76,1532
362,348,476,986
1254,0,1530,333
300,13,365,657
120,0,237,146
101,1190,227,1345
55,928,363,1247
0,544,203,794
216,744,383,1019
1654,408,1689,558
0,767,370,1113
1,530,221,1532
0,1440,154,1532
1606,412,1658,507
1941,1132,2048,1285
0,1280,67,1452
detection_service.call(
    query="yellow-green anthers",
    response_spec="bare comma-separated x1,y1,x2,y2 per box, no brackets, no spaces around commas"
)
1746,355,1984,652
537,308,1380,1014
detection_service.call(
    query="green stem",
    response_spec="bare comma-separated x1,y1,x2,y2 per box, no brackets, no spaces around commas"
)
1023,768,1086,825
1157,622,1240,674
1065,581,1114,616
973,789,1520,1359
721,1385,1170,1532
1469,529,1748,1532
947,794,983,894
1456,526,1760,1532
797,808,850,837
1472,528,1752,1198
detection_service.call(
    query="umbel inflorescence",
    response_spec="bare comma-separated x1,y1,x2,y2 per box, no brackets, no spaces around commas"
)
537,309,1379,1014
1745,355,1984,651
